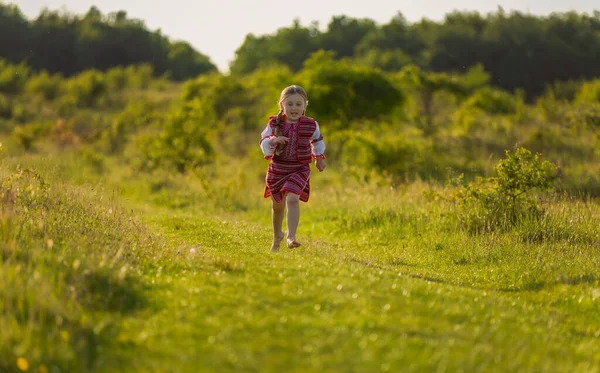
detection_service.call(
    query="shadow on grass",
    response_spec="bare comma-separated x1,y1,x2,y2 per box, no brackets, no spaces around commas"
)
82,271,149,313
500,274,598,293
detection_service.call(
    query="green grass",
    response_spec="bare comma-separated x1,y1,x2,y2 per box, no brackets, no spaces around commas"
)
1,150,599,373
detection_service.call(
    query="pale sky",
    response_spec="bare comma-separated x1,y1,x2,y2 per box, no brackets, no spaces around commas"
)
10,0,599,72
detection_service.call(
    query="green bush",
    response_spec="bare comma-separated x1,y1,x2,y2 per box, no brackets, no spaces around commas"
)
574,79,600,104
105,66,128,91
299,50,405,127
544,79,582,102
464,87,519,115
137,98,215,173
451,147,558,233
328,128,426,179
0,59,30,94
65,70,107,107
10,102,30,123
11,122,53,150
182,73,248,117
25,71,63,100
103,100,158,154
125,64,153,89
0,93,12,119
566,102,600,128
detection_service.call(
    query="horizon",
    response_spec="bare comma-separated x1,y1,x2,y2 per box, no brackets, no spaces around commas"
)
9,0,600,72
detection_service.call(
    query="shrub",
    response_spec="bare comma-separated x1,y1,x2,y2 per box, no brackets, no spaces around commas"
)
25,71,63,100
51,119,80,147
299,50,405,127
137,98,215,173
65,70,107,107
560,102,600,129
11,122,52,150
464,87,519,115
0,93,12,119
105,66,128,91
574,79,600,104
544,79,582,102
450,147,558,233
125,64,153,89
0,59,30,94
103,100,158,154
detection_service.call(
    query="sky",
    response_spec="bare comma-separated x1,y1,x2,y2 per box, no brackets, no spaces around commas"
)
10,0,600,72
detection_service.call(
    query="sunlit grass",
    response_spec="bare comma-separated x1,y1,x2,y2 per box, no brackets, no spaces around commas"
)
1,147,599,372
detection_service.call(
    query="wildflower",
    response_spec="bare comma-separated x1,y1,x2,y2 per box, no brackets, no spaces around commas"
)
16,357,29,371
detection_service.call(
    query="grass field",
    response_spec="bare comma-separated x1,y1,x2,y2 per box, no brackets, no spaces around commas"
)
1,147,599,373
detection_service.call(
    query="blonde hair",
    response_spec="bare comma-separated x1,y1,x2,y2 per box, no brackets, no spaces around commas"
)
275,85,308,134
273,85,308,154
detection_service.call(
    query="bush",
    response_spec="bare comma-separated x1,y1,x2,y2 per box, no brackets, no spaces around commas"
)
182,73,248,117
544,79,582,102
65,70,107,107
11,122,52,150
565,102,600,128
25,71,63,100
0,93,12,119
105,66,128,91
574,79,600,104
125,64,153,89
464,87,519,115
299,50,405,127
102,100,158,154
137,98,215,173
0,59,30,94
450,147,558,233
51,119,80,147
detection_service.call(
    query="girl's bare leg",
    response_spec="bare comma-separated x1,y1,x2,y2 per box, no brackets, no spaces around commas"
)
271,196,286,252
286,193,301,248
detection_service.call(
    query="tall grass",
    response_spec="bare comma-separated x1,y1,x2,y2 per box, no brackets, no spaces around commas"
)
0,165,164,372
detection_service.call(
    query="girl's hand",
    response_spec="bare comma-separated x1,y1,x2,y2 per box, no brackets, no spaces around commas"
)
316,158,326,172
269,136,289,147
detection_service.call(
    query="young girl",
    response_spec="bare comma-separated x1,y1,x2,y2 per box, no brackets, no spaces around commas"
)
259,85,326,252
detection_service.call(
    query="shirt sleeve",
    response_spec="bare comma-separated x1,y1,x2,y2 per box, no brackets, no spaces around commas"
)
259,123,276,159
310,121,326,158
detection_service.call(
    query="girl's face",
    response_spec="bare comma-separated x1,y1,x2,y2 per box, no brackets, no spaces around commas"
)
280,93,307,122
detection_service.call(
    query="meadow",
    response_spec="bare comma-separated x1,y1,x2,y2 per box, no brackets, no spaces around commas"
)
1,54,600,373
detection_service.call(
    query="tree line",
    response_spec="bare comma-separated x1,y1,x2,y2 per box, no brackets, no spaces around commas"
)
0,3,217,80
1,3,599,97
231,10,600,98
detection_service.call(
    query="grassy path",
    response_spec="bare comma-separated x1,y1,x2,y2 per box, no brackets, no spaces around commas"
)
2,156,599,372
107,202,600,373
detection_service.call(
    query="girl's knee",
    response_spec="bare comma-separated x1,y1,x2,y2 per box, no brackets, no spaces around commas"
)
286,193,300,206
272,199,285,212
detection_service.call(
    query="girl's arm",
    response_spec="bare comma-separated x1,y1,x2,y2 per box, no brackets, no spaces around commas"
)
310,121,326,159
260,124,277,159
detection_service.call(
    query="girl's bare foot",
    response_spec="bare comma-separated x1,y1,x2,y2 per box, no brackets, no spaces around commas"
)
271,232,285,252
287,238,301,249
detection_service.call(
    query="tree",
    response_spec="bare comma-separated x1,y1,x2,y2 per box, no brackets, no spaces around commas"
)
0,4,216,80
230,19,320,75
318,16,376,59
0,3,29,63
355,12,426,62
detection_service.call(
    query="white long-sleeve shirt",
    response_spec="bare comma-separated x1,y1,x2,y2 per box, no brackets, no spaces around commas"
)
259,121,326,159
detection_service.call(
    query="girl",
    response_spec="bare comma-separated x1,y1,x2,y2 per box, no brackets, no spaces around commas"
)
259,85,326,252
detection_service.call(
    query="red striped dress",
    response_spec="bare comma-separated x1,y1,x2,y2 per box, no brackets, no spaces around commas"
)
260,116,325,203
